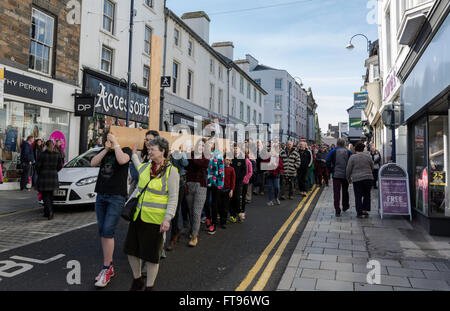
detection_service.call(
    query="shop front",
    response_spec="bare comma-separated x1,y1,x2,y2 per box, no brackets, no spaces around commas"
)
400,6,450,235
0,67,79,190
79,68,149,153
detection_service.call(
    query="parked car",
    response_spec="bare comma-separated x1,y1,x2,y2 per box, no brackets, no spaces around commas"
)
53,147,102,206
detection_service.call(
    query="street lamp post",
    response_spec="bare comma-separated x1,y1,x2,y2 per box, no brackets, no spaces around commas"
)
346,33,371,53
126,0,135,127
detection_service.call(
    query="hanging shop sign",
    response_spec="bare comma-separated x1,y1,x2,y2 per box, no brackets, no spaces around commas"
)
74,95,95,117
84,73,149,124
378,163,412,221
354,91,368,110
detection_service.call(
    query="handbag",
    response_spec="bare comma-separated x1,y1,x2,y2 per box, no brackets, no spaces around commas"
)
121,180,151,221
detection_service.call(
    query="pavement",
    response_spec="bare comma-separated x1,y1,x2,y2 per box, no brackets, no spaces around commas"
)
277,184,450,291
0,189,96,253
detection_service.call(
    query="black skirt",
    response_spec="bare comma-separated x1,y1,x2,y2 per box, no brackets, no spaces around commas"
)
123,212,164,264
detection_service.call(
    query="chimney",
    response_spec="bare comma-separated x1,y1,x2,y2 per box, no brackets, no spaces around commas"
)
246,54,259,71
212,42,234,60
234,59,250,74
181,11,210,43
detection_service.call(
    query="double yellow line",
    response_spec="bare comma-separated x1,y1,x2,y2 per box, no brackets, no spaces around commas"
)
236,184,320,291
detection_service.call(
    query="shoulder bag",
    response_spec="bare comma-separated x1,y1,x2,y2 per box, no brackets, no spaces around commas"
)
121,180,150,222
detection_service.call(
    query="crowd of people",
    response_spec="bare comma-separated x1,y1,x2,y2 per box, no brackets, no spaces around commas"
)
15,127,382,291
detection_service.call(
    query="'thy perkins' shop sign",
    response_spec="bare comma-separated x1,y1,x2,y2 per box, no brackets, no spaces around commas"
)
4,70,53,103
84,72,149,124
378,163,412,221
354,91,368,110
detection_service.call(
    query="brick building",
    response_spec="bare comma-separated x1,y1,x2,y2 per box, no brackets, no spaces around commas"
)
0,0,82,190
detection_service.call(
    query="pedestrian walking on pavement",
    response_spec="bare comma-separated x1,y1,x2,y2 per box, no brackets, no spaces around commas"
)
185,139,209,247
369,144,382,189
315,145,329,186
35,140,63,220
32,139,44,187
326,138,353,217
346,141,374,218
90,131,132,288
20,135,35,191
124,137,180,291
205,143,225,235
230,144,246,223
280,141,301,200
297,141,313,196
55,139,66,164
219,156,235,229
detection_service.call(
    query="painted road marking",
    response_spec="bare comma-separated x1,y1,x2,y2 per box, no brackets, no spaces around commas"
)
252,186,320,291
10,254,66,264
235,184,317,291
0,207,41,219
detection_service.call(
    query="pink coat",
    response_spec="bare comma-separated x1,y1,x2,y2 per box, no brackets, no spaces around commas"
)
243,158,253,185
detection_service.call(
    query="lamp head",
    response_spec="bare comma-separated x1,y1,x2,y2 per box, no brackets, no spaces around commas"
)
346,43,355,50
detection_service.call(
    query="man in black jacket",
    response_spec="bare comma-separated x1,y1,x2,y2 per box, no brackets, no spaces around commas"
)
230,144,246,222
20,135,35,190
297,141,312,196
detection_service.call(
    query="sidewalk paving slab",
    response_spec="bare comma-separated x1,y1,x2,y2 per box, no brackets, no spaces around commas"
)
278,185,450,291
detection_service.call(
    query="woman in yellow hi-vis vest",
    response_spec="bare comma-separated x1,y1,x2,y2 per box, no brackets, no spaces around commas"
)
124,137,179,291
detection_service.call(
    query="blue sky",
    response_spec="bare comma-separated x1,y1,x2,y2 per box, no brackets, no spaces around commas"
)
167,0,378,133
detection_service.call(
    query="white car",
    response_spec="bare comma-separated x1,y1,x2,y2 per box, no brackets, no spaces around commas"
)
53,147,102,206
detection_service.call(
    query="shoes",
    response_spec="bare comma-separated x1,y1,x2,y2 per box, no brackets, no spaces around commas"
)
239,212,246,221
94,266,114,288
280,196,286,200
166,233,180,251
335,212,341,217
356,215,364,219
343,207,349,212
129,277,145,291
267,201,274,206
201,216,206,224
39,200,44,205
160,249,167,259
205,218,211,229
229,216,237,224
95,264,114,281
48,212,54,220
207,224,216,235
275,198,281,205
289,196,294,200
188,235,198,247
144,286,154,291
253,191,258,195
260,192,265,195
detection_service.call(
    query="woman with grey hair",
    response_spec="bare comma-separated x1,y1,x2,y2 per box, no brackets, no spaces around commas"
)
124,136,180,291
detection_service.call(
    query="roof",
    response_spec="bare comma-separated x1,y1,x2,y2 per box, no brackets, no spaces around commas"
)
166,9,267,95
181,11,211,22
252,64,279,71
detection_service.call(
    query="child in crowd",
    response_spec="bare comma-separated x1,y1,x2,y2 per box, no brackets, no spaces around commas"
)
219,156,236,229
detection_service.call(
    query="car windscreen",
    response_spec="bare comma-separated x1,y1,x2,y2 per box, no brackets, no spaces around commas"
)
64,150,101,168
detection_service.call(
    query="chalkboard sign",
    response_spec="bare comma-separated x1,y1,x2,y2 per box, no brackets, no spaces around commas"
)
378,163,412,221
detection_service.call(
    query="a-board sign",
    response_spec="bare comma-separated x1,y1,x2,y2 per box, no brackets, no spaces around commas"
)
378,163,412,221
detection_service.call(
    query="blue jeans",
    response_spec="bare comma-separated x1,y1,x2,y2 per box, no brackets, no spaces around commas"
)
95,194,125,238
267,176,280,202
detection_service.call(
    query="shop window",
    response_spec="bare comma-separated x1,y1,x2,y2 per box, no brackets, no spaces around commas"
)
412,117,428,215
0,101,69,183
428,115,448,217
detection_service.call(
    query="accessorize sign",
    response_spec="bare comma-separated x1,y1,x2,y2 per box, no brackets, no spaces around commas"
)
378,163,412,221
84,73,149,124
4,70,53,103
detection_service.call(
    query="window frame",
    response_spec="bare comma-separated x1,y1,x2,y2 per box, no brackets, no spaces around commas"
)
101,45,113,74
174,28,180,47
29,8,55,75
275,78,283,90
209,83,215,111
144,25,152,55
144,0,153,8
143,65,150,88
187,70,193,100
103,0,115,34
172,61,179,94
275,95,282,110
188,40,194,57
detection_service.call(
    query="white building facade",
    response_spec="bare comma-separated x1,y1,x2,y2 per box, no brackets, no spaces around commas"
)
378,0,436,167
246,55,307,143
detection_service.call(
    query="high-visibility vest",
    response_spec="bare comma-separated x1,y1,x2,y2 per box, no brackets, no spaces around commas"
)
134,162,177,224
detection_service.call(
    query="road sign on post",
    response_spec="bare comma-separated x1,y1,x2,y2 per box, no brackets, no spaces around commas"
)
378,163,412,221
161,76,171,88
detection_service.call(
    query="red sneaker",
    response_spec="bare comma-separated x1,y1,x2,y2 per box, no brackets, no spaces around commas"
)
207,224,216,235
95,267,114,288
205,218,211,229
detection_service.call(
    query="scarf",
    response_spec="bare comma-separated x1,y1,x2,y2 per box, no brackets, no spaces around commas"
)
150,158,171,179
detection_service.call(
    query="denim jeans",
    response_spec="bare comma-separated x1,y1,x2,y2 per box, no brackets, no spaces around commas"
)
95,193,126,238
267,176,280,202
